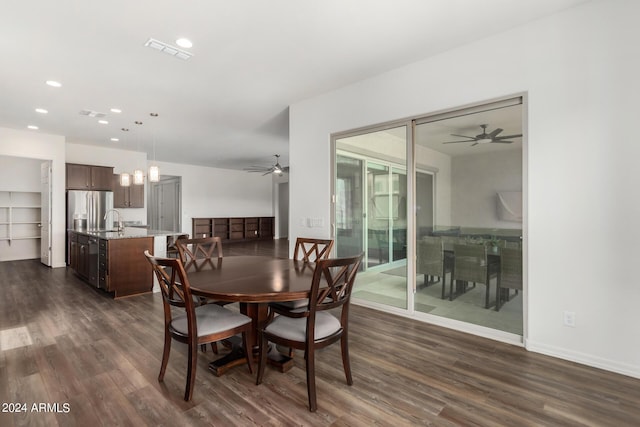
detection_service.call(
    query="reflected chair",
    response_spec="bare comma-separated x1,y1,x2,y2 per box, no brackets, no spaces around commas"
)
144,251,253,401
496,247,522,311
175,236,223,271
452,243,498,308
416,237,454,299
256,253,363,412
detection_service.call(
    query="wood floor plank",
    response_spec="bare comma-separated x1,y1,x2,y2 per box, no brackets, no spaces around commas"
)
1,243,640,426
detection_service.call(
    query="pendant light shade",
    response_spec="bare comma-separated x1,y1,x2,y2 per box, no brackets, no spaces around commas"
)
133,169,144,185
149,165,159,182
120,172,131,187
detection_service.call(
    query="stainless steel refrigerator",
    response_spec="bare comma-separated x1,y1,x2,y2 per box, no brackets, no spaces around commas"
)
66,190,114,231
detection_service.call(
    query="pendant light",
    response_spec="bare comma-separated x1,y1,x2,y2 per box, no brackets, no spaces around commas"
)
148,113,160,182
133,120,144,185
120,172,131,187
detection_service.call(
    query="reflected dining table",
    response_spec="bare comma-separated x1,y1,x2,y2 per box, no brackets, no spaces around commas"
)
186,255,318,376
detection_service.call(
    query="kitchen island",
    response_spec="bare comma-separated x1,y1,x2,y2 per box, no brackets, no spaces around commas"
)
68,227,182,298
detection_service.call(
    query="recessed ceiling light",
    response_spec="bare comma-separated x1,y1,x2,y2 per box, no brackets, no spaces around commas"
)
110,108,122,113
175,38,193,49
35,108,48,114
98,120,109,124
46,80,62,88
27,125,39,130
110,137,119,142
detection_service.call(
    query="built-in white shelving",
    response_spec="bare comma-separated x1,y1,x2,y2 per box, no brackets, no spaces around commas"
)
0,192,41,261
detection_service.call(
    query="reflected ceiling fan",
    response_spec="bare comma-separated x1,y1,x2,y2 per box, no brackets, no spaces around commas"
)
443,124,522,146
244,154,289,175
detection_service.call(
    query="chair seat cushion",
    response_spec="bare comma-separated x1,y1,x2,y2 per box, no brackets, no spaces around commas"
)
270,299,308,310
171,304,251,337
264,311,341,342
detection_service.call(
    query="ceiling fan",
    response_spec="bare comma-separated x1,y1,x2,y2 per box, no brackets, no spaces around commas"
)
244,154,289,175
443,124,522,146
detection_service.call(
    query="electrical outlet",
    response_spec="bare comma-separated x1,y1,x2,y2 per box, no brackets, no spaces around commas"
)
563,311,576,327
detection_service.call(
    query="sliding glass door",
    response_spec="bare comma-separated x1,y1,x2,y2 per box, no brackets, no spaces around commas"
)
332,97,524,339
334,126,408,309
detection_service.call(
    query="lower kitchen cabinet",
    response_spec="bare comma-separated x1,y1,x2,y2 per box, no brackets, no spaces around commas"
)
68,231,153,298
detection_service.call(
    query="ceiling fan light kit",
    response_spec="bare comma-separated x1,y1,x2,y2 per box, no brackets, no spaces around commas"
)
443,124,522,147
244,154,289,176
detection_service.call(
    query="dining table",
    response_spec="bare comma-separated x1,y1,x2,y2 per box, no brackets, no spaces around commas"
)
186,255,319,376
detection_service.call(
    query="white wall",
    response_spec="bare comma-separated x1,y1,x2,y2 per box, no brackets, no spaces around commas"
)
0,128,66,267
153,160,273,236
290,0,640,378
451,149,522,228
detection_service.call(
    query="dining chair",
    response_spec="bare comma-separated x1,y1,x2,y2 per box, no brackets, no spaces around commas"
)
416,236,454,299
271,237,335,357
144,251,253,401
176,236,230,354
166,233,189,258
496,247,522,311
175,236,223,271
293,237,334,262
452,243,498,308
256,253,363,412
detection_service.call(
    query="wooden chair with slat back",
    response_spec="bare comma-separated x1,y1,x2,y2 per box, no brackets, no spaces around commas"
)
270,237,335,357
175,236,227,354
175,236,223,271
293,237,334,262
256,253,363,412
496,247,522,311
144,251,253,401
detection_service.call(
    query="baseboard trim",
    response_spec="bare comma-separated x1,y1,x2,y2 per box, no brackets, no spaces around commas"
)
526,339,640,380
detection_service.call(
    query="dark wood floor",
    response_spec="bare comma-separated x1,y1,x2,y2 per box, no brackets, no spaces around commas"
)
1,240,639,426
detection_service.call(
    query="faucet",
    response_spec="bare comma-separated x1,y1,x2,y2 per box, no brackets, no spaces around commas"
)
104,209,124,232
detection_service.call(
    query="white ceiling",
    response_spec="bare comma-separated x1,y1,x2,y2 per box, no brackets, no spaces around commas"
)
0,0,585,171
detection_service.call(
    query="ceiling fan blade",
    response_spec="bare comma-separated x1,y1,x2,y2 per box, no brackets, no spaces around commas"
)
450,134,475,139
443,139,477,144
490,140,513,144
488,128,503,138
471,142,479,147
494,134,522,140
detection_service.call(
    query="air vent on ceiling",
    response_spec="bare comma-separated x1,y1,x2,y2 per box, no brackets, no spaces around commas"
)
144,38,193,60
79,110,107,118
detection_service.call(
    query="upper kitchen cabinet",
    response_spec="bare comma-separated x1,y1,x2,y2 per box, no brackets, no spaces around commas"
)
66,163,114,191
112,175,144,208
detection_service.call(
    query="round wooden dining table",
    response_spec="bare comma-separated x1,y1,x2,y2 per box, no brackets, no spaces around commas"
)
186,255,318,376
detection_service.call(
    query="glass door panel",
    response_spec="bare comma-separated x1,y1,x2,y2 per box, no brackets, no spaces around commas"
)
335,155,364,258
335,125,407,309
367,162,390,268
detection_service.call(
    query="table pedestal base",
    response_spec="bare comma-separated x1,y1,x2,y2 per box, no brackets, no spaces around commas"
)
208,337,294,376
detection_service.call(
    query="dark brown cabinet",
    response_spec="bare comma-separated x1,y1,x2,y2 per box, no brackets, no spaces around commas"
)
68,231,153,298
112,175,144,208
192,217,274,242
66,163,113,190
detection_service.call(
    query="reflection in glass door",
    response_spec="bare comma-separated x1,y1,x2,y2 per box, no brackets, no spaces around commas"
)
334,125,407,309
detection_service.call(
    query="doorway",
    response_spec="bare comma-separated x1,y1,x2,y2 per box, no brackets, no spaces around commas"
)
148,175,181,232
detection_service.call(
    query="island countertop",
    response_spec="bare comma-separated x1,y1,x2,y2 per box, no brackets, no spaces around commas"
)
69,227,183,240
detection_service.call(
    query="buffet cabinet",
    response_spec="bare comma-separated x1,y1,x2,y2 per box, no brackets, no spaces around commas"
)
192,217,274,242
